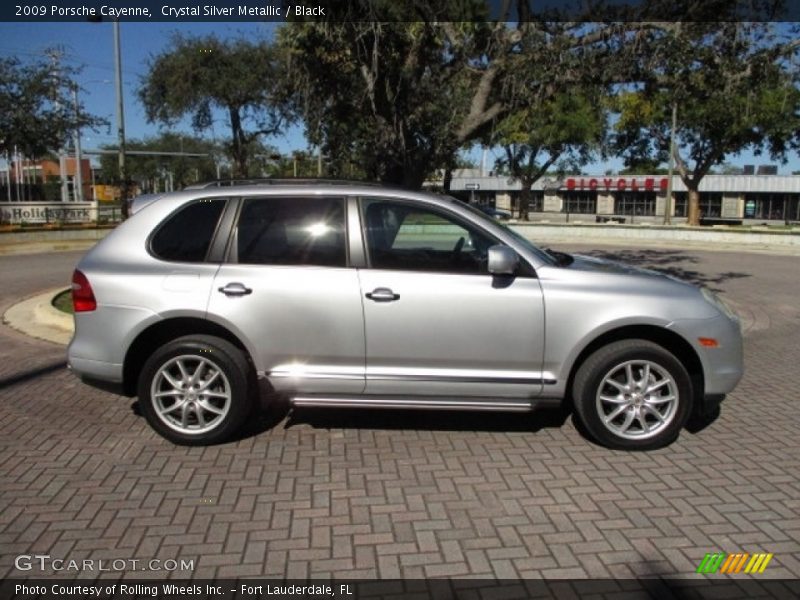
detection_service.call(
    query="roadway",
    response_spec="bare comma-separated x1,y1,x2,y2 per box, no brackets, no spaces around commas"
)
0,246,798,581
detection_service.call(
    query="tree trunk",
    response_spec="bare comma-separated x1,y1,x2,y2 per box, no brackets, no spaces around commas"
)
442,167,453,193
228,108,248,179
518,180,533,221
687,187,701,226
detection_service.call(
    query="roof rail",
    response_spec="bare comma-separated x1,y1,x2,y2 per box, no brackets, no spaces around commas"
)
183,178,389,190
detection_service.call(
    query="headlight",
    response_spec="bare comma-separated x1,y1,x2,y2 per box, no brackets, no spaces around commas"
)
701,287,739,322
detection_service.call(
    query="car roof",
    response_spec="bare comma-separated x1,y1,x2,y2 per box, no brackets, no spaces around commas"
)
183,178,389,190
145,183,460,211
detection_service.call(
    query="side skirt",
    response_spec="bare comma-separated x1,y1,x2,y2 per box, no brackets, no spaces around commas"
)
290,395,562,412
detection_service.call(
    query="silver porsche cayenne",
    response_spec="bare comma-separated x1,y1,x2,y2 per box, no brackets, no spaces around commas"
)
68,181,743,449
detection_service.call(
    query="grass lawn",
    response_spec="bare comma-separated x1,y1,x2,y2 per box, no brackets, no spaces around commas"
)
52,289,73,314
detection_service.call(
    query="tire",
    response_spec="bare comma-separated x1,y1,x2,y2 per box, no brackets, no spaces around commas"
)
572,339,693,450
138,335,254,445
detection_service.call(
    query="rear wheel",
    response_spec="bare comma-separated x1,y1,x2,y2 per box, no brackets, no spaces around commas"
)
572,339,693,450
138,335,253,445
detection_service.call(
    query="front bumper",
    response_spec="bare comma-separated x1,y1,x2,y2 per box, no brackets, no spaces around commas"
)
668,313,744,396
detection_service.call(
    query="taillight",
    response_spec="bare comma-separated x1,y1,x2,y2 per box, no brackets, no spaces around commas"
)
72,269,97,312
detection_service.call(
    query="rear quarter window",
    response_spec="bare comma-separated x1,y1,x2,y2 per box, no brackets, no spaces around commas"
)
150,198,226,262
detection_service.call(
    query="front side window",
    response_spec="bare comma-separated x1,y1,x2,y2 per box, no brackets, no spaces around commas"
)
150,198,226,262
362,198,495,274
236,196,346,267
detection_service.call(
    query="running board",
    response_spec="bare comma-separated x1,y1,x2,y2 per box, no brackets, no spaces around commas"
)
290,395,555,412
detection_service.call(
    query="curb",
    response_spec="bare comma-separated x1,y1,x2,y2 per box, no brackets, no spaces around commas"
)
0,240,98,256
3,288,73,345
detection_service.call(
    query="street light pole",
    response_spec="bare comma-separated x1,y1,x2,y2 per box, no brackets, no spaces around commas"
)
664,101,677,225
113,21,128,217
72,84,84,202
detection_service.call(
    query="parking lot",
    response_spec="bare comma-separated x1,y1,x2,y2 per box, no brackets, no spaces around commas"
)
0,245,798,580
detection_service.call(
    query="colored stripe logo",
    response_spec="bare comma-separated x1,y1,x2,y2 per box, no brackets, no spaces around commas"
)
696,552,773,574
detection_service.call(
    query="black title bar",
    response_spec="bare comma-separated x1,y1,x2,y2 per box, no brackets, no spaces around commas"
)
3,0,800,23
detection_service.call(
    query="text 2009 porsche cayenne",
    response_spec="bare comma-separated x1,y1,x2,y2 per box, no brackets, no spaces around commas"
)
68,181,743,449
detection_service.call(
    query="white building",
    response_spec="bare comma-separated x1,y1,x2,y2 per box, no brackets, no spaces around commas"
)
447,173,800,224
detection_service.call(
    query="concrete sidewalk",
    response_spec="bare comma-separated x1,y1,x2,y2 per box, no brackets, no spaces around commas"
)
2,288,72,345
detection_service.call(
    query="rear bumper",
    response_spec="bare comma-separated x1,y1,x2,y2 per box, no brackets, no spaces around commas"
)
67,304,161,397
67,355,126,395
67,354,122,381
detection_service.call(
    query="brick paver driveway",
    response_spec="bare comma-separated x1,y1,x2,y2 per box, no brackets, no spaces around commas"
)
0,246,798,580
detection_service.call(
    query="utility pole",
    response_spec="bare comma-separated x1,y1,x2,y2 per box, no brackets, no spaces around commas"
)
664,101,677,225
72,84,84,202
113,21,128,217
46,47,69,202
13,146,20,202
4,152,10,202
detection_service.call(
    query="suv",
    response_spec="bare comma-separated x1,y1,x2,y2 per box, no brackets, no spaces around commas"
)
68,181,743,449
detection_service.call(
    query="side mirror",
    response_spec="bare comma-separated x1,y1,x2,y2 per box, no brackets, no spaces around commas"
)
487,245,519,275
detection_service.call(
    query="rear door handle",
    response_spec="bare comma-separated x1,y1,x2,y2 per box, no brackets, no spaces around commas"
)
366,287,400,302
218,282,252,297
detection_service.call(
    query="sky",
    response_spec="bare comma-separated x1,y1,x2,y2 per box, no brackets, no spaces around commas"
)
1,21,799,175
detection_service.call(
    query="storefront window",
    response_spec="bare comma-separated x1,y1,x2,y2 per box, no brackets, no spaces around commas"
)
744,194,796,221
673,193,723,218
614,192,656,216
562,192,597,214
673,193,687,217
528,192,544,213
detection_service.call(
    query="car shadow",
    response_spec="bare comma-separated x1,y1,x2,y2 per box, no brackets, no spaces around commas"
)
0,360,66,391
129,395,719,446
282,404,573,435
685,405,721,434
573,248,751,292
130,396,293,443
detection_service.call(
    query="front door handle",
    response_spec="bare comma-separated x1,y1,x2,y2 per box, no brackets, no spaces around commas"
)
366,287,400,302
218,282,252,297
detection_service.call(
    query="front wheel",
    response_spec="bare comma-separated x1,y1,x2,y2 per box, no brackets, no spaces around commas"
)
572,339,693,450
138,335,254,445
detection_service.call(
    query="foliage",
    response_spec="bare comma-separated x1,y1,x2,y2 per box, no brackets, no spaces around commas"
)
0,55,105,158
139,34,287,177
98,133,223,191
612,21,800,224
491,90,607,219
276,8,630,188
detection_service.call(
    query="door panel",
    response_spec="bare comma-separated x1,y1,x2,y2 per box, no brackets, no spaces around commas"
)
208,265,365,394
359,270,545,397
207,195,365,394
358,197,546,398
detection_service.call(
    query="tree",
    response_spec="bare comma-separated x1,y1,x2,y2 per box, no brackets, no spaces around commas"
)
491,91,606,220
139,34,286,178
98,133,223,192
0,55,104,158
276,6,633,188
612,22,800,225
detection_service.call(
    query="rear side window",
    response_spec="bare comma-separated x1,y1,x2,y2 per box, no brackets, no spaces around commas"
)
150,199,226,262
236,197,346,267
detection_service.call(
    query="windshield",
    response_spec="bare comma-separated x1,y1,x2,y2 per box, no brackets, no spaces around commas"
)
452,198,557,265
